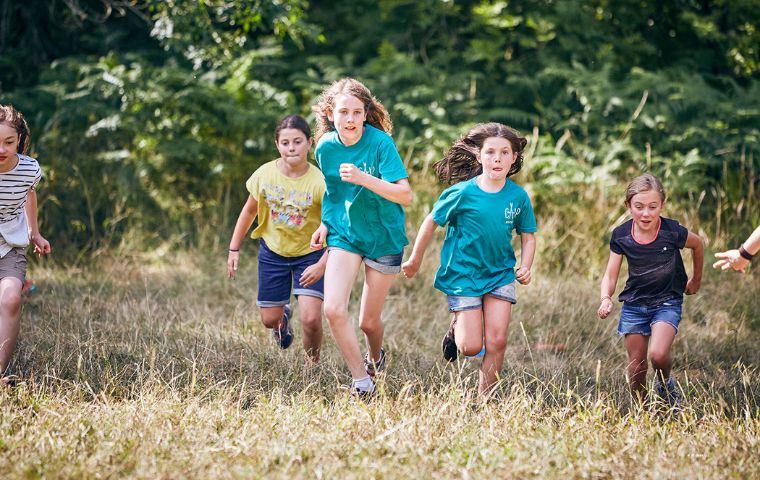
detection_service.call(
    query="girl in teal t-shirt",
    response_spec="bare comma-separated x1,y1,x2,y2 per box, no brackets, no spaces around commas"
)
310,78,412,397
402,123,537,398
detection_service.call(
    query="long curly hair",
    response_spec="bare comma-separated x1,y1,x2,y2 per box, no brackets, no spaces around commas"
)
434,123,527,184
312,78,392,142
0,104,31,155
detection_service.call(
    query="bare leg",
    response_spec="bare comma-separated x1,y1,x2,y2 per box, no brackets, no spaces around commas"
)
358,265,395,363
259,306,286,329
0,277,23,384
624,333,649,402
322,250,365,379
479,296,512,397
297,295,323,363
454,308,484,357
649,322,677,384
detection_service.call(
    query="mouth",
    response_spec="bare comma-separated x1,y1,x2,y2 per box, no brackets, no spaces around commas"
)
492,167,504,172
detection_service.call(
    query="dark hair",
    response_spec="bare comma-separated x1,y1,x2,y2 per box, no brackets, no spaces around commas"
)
275,114,311,141
0,104,31,154
624,173,666,205
434,122,527,184
312,77,392,141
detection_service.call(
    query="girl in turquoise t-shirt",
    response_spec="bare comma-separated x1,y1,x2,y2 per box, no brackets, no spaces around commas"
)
402,123,537,398
310,78,413,397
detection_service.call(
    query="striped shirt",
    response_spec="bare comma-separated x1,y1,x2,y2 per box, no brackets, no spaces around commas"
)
0,154,42,257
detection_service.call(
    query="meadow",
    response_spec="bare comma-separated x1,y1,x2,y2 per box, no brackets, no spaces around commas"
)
1,244,758,479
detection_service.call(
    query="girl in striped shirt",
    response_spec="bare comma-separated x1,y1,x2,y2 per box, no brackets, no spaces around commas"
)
0,104,51,387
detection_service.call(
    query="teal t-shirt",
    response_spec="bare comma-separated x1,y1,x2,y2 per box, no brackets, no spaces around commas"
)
315,124,409,258
431,178,538,296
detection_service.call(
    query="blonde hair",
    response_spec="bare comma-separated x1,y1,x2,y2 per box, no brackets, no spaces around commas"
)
624,173,666,205
0,104,31,155
312,78,392,141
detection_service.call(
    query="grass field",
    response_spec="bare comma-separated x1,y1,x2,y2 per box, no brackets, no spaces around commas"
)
1,251,759,478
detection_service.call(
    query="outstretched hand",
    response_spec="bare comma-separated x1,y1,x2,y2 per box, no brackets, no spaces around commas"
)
713,250,749,273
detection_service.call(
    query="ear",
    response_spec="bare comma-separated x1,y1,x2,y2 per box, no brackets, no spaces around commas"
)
326,109,334,122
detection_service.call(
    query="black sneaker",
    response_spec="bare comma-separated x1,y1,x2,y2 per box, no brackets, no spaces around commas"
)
364,348,386,377
442,319,458,362
272,305,294,349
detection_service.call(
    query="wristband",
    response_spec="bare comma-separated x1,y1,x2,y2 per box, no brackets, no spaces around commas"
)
739,245,754,261
228,248,240,253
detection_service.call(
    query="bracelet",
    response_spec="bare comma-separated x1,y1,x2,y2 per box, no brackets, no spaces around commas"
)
228,248,239,253
739,245,754,261
600,295,612,302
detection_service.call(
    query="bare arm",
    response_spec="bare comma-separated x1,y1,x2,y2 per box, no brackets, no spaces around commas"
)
684,230,703,294
714,225,760,273
515,232,536,284
339,163,413,206
401,214,439,278
25,189,51,254
227,195,258,278
598,252,623,319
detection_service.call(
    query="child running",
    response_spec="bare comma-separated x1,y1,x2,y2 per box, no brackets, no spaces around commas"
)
598,173,703,408
310,78,412,397
0,104,51,386
402,123,537,397
227,115,326,363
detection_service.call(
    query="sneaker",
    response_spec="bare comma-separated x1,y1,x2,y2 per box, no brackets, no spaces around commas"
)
272,305,294,349
441,319,457,362
364,348,386,377
656,377,683,411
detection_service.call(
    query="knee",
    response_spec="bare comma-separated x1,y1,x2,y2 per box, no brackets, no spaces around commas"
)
627,356,648,373
301,314,322,335
260,310,283,329
323,301,348,326
485,334,508,353
458,334,483,357
1,292,21,313
359,317,382,336
649,350,670,369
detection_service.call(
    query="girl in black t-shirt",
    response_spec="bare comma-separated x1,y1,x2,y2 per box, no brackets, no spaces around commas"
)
598,174,703,408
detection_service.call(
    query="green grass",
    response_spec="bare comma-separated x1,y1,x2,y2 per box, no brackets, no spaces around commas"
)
1,251,759,478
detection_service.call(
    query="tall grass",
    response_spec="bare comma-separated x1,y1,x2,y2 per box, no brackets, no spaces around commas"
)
1,248,758,478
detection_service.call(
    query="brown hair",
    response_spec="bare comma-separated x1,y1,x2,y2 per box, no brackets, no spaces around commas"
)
434,122,527,184
312,78,392,141
275,114,311,141
624,173,666,206
0,104,31,155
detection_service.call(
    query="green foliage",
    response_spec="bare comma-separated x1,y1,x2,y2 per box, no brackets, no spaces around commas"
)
0,0,757,265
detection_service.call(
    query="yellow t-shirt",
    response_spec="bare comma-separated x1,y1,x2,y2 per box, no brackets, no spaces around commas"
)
246,160,325,257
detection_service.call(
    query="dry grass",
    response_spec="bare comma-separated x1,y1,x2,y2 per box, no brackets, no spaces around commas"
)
1,250,758,479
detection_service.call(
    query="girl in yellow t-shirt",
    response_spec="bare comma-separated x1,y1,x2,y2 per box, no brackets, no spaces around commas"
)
227,115,327,362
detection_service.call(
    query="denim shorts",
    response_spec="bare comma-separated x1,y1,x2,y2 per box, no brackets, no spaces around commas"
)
328,247,404,275
447,282,517,312
257,240,324,307
617,298,682,336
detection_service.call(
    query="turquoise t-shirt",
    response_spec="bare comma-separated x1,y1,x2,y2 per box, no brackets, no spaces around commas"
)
431,178,538,296
315,124,409,258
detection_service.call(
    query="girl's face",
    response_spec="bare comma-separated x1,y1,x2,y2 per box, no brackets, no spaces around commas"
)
327,94,367,146
628,190,664,232
276,128,312,168
477,136,517,181
0,123,19,168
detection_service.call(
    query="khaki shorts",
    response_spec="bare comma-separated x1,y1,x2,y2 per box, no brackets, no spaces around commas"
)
0,248,27,283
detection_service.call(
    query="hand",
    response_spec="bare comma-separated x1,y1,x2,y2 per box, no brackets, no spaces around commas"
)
31,233,51,255
300,262,326,287
598,298,613,319
401,257,421,279
227,251,239,278
713,250,749,273
339,163,368,186
685,277,701,295
310,224,328,250
515,266,531,285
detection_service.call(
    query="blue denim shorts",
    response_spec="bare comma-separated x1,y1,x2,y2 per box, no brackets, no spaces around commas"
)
257,240,324,307
617,298,682,336
447,282,517,312
328,247,404,275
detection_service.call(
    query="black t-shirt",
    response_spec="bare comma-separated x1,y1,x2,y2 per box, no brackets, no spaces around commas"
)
610,217,689,307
